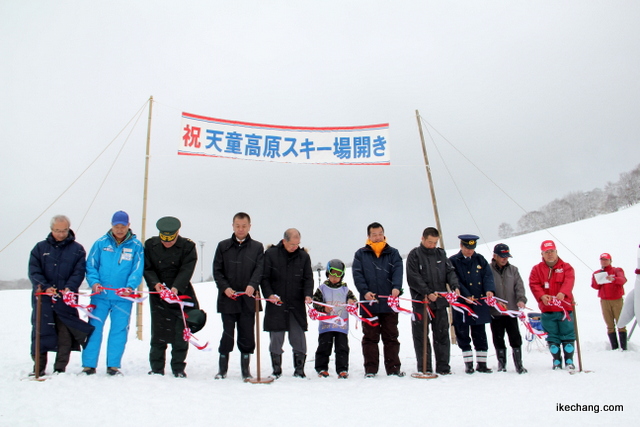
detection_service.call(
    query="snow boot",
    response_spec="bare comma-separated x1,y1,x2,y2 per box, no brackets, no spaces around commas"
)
562,342,575,370
496,349,507,372
270,353,282,379
619,331,628,351
475,351,492,373
512,347,527,374
549,343,563,370
462,350,474,374
608,332,619,350
241,353,252,380
215,353,228,379
293,352,306,378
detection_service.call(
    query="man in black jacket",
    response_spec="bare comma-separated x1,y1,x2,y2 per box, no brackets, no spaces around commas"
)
406,227,460,375
213,212,264,380
144,216,201,378
261,228,313,378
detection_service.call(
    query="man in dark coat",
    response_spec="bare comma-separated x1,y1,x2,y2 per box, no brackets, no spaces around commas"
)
28,215,93,376
352,222,404,377
449,234,496,374
144,216,202,378
261,228,313,378
406,227,460,375
213,212,264,380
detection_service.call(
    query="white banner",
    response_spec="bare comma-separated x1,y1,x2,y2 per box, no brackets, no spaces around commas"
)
179,112,390,165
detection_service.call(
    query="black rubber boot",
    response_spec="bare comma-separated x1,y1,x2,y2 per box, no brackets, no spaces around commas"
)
293,352,306,378
497,349,507,372
619,331,628,351
549,343,563,370
562,342,575,370
475,362,493,373
241,353,252,380
464,361,475,374
512,347,527,374
608,332,619,350
215,353,229,379
270,353,282,379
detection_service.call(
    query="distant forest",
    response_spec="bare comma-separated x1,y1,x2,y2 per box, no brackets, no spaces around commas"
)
498,163,640,238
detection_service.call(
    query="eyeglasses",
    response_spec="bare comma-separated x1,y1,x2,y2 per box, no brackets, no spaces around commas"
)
328,267,344,277
159,232,177,242
51,228,69,234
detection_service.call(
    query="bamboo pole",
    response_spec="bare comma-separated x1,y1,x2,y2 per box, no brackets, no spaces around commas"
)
415,110,455,345
136,96,153,340
246,290,274,384
34,285,43,379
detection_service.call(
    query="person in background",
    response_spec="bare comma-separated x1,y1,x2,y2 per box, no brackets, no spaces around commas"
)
591,252,627,350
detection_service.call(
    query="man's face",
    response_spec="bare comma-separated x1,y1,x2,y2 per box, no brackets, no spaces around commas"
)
51,220,70,242
421,235,439,249
542,249,558,265
161,235,178,248
461,245,475,258
493,254,509,267
111,224,129,240
368,227,385,243
282,234,300,253
600,258,611,268
233,217,251,240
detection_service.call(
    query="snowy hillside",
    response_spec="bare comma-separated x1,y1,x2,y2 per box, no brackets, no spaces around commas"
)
1,205,639,426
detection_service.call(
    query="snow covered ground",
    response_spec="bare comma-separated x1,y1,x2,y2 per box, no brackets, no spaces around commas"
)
1,205,639,426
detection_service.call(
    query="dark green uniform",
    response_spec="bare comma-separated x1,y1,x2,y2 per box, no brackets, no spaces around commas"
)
144,235,199,375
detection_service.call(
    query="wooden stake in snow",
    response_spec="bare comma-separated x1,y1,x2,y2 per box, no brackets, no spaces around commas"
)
246,290,274,384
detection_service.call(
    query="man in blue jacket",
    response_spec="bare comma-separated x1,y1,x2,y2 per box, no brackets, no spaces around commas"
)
82,211,144,376
352,222,404,378
29,215,93,376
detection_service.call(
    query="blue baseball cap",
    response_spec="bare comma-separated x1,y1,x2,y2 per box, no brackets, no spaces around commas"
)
111,210,129,226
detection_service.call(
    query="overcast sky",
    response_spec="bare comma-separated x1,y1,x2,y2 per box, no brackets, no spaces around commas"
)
2,1,639,281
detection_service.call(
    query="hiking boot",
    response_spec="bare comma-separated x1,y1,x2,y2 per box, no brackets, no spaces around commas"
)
81,367,96,376
464,362,475,374
317,370,329,378
338,372,349,379
364,372,376,378
388,371,406,377
475,362,493,373
106,367,122,376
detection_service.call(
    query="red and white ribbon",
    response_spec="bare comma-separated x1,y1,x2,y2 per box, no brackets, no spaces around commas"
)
384,296,417,321
307,304,346,327
231,291,283,306
62,291,101,321
548,297,572,321
345,303,379,327
518,310,547,338
438,292,478,321
482,296,520,318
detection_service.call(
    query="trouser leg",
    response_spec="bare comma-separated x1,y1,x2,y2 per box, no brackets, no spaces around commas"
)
334,333,349,373
431,308,451,373
362,321,381,374
236,311,256,354
379,313,401,375
219,313,238,355
53,315,73,372
411,316,432,373
82,299,110,368
105,300,133,369
315,332,333,372
171,317,189,374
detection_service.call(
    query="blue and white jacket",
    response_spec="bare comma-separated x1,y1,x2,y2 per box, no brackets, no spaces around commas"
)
86,229,144,301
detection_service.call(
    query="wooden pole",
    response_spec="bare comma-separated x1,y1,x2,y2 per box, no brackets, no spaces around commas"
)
34,285,43,379
246,290,274,384
572,302,585,372
136,95,153,340
415,110,455,345
411,297,438,379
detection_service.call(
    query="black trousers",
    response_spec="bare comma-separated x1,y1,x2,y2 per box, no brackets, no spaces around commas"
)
362,312,401,375
149,317,189,373
412,306,450,373
490,316,523,349
219,312,256,354
32,313,73,373
314,331,349,373
454,322,489,352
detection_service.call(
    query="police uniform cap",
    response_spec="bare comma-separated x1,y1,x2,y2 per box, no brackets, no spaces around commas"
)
156,216,181,241
458,234,479,249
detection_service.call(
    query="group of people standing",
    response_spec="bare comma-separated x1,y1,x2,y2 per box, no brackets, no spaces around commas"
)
28,212,629,379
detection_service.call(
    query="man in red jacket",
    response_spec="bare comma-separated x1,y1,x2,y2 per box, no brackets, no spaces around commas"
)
591,253,627,350
529,240,576,370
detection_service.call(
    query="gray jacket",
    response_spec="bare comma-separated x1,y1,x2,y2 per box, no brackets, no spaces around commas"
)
489,259,527,315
